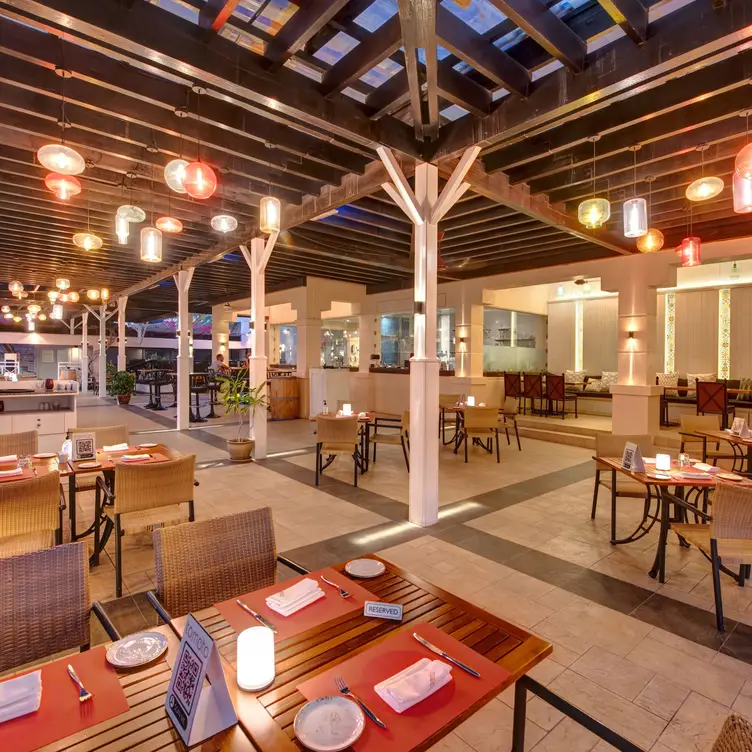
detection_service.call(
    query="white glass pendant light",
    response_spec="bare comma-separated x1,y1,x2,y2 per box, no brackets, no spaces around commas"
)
8,281,23,294
117,204,146,223
37,144,85,175
578,136,610,229
0,305,8,313
38,313,47,321
55,277,70,290
51,304,63,319
86,289,100,301
259,196,281,234
164,159,188,194
101,288,110,301
27,303,41,315
73,232,103,251
140,227,163,263
116,214,130,244
69,291,80,303
686,145,724,202
211,214,238,233
623,198,648,238
27,319,35,332
2,312,11,319
60,293,70,303
47,290,58,302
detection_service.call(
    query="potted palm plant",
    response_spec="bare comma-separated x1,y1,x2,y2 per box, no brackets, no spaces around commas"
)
217,369,269,462
109,370,136,405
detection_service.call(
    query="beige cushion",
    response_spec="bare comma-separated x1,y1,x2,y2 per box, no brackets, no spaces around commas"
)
0,531,55,559
671,524,752,565
657,372,679,397
113,504,188,535
370,433,402,445
688,372,717,389
598,475,648,496
321,441,357,453
585,379,603,392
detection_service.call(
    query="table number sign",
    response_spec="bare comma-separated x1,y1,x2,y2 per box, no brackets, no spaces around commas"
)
165,614,237,746
730,418,750,438
621,442,646,473
71,432,96,461
364,601,403,621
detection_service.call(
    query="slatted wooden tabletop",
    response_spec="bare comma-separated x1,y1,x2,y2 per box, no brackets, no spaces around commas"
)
173,557,552,752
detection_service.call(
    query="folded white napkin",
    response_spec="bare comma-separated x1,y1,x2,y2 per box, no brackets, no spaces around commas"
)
0,670,41,724
103,443,129,452
121,454,149,462
0,467,22,478
694,463,721,473
374,658,452,714
0,454,17,464
265,578,325,616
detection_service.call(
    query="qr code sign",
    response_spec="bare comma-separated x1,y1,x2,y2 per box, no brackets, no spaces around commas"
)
174,642,201,715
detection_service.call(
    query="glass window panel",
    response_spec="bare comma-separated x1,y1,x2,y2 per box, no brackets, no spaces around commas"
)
354,0,398,32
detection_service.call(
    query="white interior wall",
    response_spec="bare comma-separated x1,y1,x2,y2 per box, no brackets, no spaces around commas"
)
731,286,752,378
582,297,618,374
547,301,576,373
674,289,719,375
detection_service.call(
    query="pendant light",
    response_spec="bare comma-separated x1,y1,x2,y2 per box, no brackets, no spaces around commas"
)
51,304,63,320
68,291,80,303
679,236,702,267
141,164,163,263
27,303,41,315
116,175,146,244
86,289,100,301
686,144,724,201
45,173,81,200
260,196,281,234
2,313,11,320
12,315,21,323
211,214,237,233
156,216,183,233
59,293,69,303
0,306,8,313
164,159,188,194
623,146,647,238
181,87,217,200
116,214,129,244
101,288,110,301
8,281,23,294
73,232,103,251
578,136,610,229
37,70,85,175
636,177,665,252
736,110,752,179
55,277,70,290
38,313,47,321
733,171,752,213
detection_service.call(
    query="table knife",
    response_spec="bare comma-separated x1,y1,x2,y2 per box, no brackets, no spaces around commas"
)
236,599,278,634
413,632,480,678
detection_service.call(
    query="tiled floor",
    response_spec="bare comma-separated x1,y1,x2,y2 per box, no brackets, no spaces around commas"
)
71,398,752,751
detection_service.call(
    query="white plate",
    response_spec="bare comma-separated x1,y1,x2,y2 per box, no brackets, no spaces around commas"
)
719,473,743,481
106,631,168,668
77,461,101,469
294,696,365,752
33,452,56,459
647,472,671,480
136,442,158,449
345,558,385,579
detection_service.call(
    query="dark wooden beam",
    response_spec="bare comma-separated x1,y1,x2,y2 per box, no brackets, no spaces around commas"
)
596,0,648,44
319,16,402,97
265,0,349,70
486,0,586,72
198,0,242,33
436,6,530,96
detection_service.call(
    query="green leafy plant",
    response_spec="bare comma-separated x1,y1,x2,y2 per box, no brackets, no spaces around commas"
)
217,368,269,442
109,370,136,396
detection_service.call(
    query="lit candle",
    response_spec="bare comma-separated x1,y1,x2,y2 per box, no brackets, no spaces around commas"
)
466,396,475,406
342,403,352,416
237,627,275,691
655,453,671,472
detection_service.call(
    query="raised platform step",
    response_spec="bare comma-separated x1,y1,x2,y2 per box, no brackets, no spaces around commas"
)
517,425,596,450
516,416,609,439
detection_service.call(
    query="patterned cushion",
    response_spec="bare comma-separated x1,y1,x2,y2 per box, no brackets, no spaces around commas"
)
564,370,586,393
656,372,679,398
687,372,717,389
739,377,752,402
585,379,603,392
600,372,618,388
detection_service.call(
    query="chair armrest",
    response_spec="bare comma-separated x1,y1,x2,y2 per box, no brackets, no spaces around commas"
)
92,601,121,642
277,554,309,575
96,475,115,503
145,590,173,625
58,487,66,512
662,490,713,520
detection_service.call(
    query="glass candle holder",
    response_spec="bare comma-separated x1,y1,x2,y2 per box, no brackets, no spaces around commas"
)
237,627,275,691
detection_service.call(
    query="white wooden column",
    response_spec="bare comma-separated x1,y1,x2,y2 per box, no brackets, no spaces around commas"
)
241,231,278,460
81,311,89,395
377,145,479,527
211,304,232,362
117,297,128,372
98,305,107,398
174,269,194,430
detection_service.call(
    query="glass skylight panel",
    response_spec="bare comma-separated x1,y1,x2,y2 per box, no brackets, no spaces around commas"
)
249,0,297,35
417,46,452,64
147,0,199,24
440,0,505,34
441,104,469,121
354,0,398,32
360,57,403,88
314,32,360,67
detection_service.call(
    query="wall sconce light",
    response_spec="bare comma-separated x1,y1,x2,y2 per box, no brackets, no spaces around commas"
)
237,627,275,691
628,331,635,339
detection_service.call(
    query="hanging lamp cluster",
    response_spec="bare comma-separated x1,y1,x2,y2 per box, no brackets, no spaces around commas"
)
3,275,87,327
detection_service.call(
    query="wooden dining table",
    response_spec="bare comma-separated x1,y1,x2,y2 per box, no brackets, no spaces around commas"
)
171,556,552,752
689,428,752,472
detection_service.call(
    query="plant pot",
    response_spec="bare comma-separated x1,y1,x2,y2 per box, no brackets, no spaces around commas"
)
116,394,132,405
227,438,255,462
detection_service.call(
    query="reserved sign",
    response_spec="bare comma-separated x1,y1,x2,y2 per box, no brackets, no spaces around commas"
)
364,601,403,621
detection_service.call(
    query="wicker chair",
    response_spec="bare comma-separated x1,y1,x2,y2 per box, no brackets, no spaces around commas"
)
672,483,752,633
680,414,735,465
501,397,522,451
458,406,500,463
439,393,461,440
711,714,752,751
0,543,118,674
69,425,130,495
0,471,64,559
148,509,287,620
0,430,38,457
369,410,410,471
315,415,362,487
96,455,196,597
592,434,654,539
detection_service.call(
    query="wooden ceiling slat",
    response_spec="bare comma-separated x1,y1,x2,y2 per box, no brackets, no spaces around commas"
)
596,0,648,44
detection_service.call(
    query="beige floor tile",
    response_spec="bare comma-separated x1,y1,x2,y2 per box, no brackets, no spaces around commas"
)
469,581,554,629
657,692,730,752
531,717,600,751
427,732,475,751
634,675,690,722
455,697,546,752
535,587,578,611
571,646,654,701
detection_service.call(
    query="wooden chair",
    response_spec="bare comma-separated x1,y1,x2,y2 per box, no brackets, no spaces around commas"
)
592,434,654,541
672,483,752,633
96,455,196,597
0,430,38,457
369,410,410,471
711,714,752,751
680,414,735,465
523,373,543,415
503,372,522,402
148,509,301,620
697,380,735,430
0,471,64,559
315,415,362,487
501,397,522,451
0,543,118,674
458,406,500,463
545,372,578,419
439,393,461,440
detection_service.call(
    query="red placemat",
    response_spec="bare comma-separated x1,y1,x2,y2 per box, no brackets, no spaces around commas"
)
297,623,511,752
113,452,170,466
0,467,33,483
0,646,130,752
215,567,376,643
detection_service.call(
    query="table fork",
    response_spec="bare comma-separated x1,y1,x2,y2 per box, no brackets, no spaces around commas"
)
66,664,92,702
334,675,386,728
320,574,351,599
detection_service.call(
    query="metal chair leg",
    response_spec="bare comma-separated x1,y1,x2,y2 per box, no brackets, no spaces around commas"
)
711,539,725,633
115,514,123,599
591,469,600,519
464,432,468,463
495,430,500,463
401,436,409,472
514,420,521,451
353,451,358,487
315,443,321,486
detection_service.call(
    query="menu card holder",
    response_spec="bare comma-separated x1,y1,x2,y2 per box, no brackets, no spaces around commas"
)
71,432,96,461
165,614,238,747
731,418,750,438
622,442,645,473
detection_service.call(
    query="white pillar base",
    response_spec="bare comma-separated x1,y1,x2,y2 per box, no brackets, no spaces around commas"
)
409,358,440,527
248,355,268,459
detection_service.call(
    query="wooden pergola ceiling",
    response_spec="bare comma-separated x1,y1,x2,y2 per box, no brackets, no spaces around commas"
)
0,0,749,326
